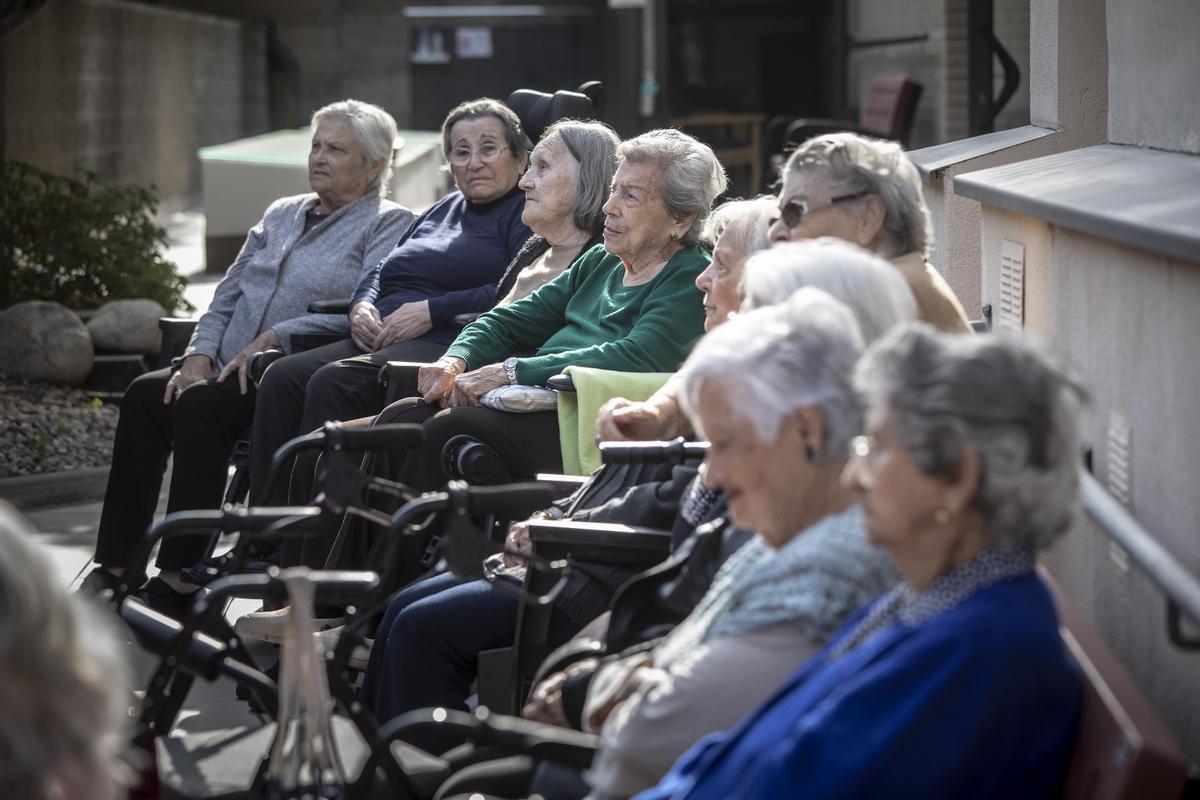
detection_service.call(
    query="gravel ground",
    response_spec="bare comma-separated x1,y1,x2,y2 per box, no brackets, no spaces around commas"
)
0,378,120,478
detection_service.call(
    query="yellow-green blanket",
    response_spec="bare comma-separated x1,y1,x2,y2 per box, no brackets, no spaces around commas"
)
557,366,674,475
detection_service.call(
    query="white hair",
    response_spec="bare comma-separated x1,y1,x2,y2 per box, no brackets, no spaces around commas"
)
856,325,1086,550
700,196,777,255
741,238,918,343
679,288,865,457
784,132,931,257
312,99,399,196
0,502,131,800
617,129,728,247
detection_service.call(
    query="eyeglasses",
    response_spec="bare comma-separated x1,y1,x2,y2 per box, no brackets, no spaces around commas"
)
448,142,510,167
777,191,868,230
846,434,888,487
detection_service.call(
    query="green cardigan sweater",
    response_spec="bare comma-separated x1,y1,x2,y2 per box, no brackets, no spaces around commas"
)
444,243,709,386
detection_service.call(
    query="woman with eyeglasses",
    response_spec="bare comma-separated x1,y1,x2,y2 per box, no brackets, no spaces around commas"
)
245,97,539,507
640,325,1083,800
768,132,971,333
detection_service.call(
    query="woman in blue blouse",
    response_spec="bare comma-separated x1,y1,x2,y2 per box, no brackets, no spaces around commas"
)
642,325,1084,800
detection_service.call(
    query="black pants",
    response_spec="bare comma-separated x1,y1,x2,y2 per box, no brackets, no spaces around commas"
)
247,337,448,505
93,367,256,570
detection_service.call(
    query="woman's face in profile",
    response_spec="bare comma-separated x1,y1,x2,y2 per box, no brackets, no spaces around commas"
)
518,133,580,235
694,229,749,331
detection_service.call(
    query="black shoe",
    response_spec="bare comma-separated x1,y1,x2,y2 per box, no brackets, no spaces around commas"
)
133,577,200,619
77,567,122,599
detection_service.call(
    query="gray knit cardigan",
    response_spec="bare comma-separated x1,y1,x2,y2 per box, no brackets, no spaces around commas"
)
184,192,414,370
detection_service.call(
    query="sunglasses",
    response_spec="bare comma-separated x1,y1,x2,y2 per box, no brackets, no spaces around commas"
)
778,191,869,229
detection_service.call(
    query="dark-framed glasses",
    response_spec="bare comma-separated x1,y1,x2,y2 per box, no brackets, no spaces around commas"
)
448,142,510,167
778,191,868,229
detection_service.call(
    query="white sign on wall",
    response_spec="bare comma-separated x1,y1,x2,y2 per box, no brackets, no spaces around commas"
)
456,27,493,59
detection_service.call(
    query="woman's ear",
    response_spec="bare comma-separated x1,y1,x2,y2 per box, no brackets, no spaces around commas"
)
942,443,982,515
672,212,697,242
854,194,887,249
790,404,826,460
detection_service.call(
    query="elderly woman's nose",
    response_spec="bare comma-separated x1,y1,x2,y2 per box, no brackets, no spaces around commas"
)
768,216,790,243
695,264,714,291
601,192,619,215
518,170,534,190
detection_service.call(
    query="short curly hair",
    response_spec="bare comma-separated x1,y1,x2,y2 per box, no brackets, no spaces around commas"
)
616,129,728,247
855,325,1086,550
783,132,931,258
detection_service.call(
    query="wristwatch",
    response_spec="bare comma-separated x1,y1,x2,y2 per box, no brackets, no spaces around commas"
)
502,356,519,385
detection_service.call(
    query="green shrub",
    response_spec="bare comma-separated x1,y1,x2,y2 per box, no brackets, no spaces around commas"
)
0,159,193,313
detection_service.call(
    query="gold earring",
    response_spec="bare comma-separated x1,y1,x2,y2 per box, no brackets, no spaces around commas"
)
933,507,952,525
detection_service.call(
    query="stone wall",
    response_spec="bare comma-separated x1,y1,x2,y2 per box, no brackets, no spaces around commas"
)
3,0,269,208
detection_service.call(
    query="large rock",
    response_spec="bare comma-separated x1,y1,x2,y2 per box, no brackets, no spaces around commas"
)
0,301,94,385
87,298,166,355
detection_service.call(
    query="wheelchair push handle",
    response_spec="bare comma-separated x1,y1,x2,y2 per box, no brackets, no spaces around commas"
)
599,437,709,465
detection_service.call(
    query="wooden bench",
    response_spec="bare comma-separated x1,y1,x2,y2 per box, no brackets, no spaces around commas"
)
1041,567,1188,799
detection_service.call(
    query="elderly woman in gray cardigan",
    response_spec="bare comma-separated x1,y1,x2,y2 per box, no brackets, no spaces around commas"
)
79,99,413,612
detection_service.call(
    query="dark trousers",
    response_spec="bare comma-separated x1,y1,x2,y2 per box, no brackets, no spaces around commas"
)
362,572,576,754
93,367,257,570
248,337,447,505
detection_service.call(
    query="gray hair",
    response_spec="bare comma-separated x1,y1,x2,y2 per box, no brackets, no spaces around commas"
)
855,325,1085,550
441,97,531,167
311,99,399,196
741,238,918,343
680,287,865,458
700,196,777,255
616,128,729,246
0,502,130,800
784,133,931,257
542,119,620,234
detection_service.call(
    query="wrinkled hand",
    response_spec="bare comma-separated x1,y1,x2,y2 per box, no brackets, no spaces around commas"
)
374,300,432,350
215,329,280,394
501,520,533,568
586,658,655,731
163,355,214,404
448,363,510,408
418,357,466,406
596,394,679,443
350,302,383,352
522,657,600,728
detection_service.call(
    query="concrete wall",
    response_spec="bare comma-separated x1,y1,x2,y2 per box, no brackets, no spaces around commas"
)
1106,0,1200,154
3,0,269,208
977,208,1200,757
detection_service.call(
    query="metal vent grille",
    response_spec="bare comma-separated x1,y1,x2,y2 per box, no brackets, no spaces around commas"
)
998,239,1025,331
1106,411,1133,508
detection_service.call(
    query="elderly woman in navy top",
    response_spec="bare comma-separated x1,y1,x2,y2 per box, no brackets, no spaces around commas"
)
247,97,533,505
641,325,1084,800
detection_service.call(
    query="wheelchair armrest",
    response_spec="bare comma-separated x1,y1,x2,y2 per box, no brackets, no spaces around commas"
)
547,373,575,392
249,348,286,384
535,473,590,497
308,298,352,315
289,332,345,352
453,311,481,328
380,360,429,405
157,317,198,369
528,520,673,564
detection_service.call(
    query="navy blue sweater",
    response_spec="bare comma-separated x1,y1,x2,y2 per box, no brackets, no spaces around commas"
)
352,186,531,344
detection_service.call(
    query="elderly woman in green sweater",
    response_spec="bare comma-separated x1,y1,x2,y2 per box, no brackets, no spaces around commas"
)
385,128,727,488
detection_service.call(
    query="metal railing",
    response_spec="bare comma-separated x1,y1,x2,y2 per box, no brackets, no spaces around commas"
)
1080,472,1200,651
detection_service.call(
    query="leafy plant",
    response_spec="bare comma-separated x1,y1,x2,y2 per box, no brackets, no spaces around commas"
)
0,159,193,313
